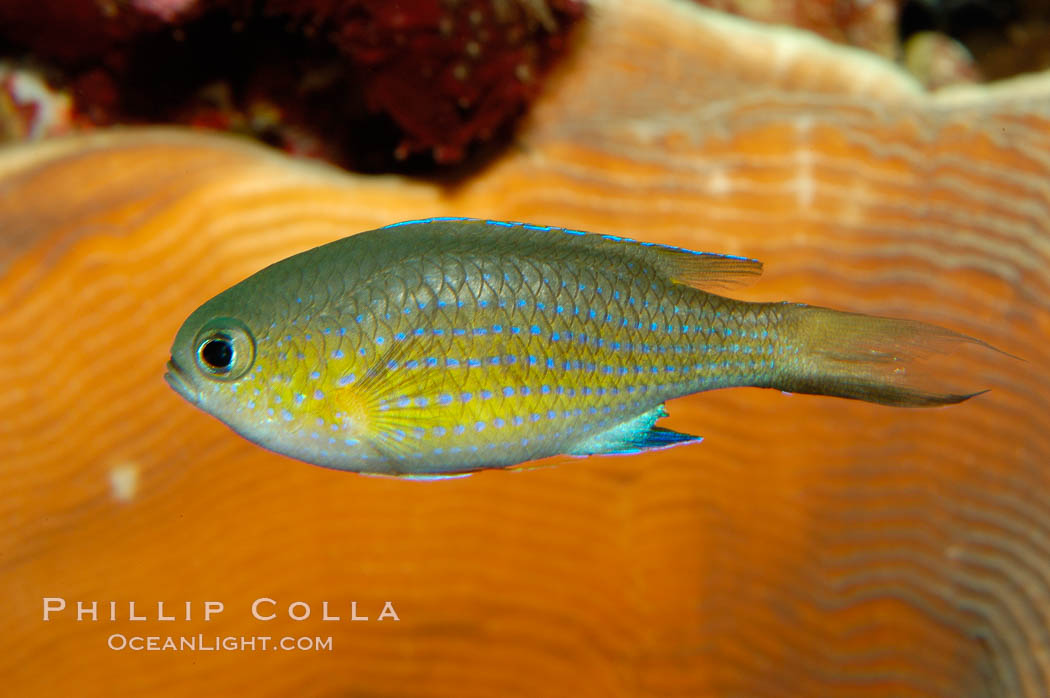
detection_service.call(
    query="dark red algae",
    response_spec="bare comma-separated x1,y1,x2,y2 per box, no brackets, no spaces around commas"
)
0,0,585,170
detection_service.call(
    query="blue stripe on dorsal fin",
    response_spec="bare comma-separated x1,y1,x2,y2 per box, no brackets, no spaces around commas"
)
380,217,763,291
567,404,702,457
380,216,474,229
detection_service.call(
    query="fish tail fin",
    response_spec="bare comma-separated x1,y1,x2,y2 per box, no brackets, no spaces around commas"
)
772,303,1001,407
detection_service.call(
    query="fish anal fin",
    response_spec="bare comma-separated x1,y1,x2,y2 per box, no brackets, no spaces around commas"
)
567,404,703,457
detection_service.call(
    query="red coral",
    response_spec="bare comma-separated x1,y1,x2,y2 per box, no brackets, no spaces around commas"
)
322,0,582,161
0,0,194,63
0,0,584,168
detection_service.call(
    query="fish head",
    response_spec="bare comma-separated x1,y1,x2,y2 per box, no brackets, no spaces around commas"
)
166,289,265,428
165,270,388,472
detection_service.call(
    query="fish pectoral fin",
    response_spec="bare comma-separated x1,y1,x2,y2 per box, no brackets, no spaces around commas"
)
346,334,450,461
566,404,702,456
360,398,448,464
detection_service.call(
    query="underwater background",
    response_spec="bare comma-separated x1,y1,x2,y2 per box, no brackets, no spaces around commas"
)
2,1,1048,696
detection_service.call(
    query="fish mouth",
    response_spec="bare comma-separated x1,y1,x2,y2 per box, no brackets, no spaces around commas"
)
164,359,200,406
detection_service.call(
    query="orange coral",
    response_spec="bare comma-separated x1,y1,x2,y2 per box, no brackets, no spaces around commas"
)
691,0,901,56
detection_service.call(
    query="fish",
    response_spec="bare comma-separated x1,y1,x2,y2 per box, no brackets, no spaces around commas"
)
165,217,994,477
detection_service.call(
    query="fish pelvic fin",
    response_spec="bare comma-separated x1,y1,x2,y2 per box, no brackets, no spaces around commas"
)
772,303,1004,407
567,404,703,457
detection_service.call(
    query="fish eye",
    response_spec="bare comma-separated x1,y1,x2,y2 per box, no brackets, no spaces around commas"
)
199,337,233,371
194,318,255,380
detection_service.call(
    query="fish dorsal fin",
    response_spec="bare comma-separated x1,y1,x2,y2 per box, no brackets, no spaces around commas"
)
583,232,762,290
511,221,763,290
642,245,763,291
379,218,764,292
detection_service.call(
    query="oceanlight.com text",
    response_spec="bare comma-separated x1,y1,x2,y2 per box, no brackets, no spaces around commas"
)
107,634,333,652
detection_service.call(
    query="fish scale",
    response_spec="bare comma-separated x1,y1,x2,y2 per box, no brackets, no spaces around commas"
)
351,255,769,462
166,217,992,476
